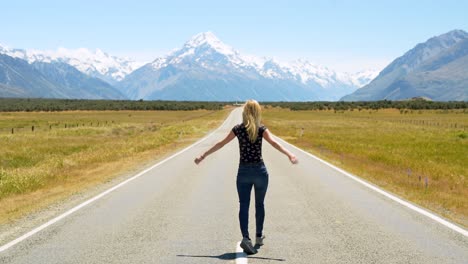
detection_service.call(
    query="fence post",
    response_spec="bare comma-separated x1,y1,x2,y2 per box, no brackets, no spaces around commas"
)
11,128,14,134
32,126,34,132
424,177,428,193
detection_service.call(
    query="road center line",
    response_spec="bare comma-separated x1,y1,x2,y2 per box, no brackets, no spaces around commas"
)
275,136,468,237
0,110,234,253
235,241,248,264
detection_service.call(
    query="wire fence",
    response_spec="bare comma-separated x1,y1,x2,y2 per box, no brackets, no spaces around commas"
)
0,120,116,135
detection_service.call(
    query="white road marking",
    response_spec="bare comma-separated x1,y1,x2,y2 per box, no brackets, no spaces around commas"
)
275,136,468,237
0,111,233,253
235,241,248,264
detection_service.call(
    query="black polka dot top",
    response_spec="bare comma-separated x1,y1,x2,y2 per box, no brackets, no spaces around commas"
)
232,123,267,164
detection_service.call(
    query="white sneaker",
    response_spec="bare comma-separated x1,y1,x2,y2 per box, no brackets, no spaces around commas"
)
240,238,257,255
255,235,265,246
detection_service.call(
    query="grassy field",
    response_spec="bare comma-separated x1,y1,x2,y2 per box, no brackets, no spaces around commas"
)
263,107,467,227
0,109,230,224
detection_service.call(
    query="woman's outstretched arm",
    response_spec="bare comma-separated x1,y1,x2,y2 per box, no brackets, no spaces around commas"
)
194,131,236,165
263,129,298,164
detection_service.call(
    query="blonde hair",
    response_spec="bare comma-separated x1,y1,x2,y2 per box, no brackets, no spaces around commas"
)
242,100,262,143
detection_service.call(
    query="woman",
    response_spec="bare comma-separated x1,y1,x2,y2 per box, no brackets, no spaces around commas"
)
194,100,298,255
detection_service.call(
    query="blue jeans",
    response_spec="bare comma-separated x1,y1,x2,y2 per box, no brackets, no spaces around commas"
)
236,162,269,239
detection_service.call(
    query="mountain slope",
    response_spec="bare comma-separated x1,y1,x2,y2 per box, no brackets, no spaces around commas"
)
0,45,142,84
0,54,126,99
341,30,468,101
0,54,68,98
119,32,374,101
32,61,127,99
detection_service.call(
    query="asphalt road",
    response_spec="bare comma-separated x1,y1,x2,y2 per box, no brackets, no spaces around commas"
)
1,108,467,263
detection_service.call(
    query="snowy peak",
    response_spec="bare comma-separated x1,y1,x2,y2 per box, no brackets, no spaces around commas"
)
0,44,29,61
0,45,30,62
286,59,337,85
149,31,379,88
259,58,290,79
152,31,247,70
272,59,378,88
187,31,221,47
0,45,143,82
42,47,144,81
184,31,237,56
349,69,380,87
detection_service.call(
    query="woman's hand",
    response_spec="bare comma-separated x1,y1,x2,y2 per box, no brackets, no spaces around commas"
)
194,131,235,166
194,155,205,165
289,155,299,164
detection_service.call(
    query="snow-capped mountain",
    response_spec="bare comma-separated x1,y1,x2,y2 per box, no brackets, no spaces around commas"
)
1,32,379,101
0,44,143,84
0,53,126,99
149,32,377,88
349,69,380,87
150,32,263,72
119,32,378,101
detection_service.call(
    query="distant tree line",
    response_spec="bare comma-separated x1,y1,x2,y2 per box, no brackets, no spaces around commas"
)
263,100,468,111
0,98,226,112
0,98,466,112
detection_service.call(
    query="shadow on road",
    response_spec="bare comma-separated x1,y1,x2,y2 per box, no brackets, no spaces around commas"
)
177,253,286,261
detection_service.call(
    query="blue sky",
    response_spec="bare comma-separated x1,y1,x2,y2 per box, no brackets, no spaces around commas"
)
1,0,467,72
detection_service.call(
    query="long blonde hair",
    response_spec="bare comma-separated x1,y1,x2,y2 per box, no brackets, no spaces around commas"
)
242,100,262,143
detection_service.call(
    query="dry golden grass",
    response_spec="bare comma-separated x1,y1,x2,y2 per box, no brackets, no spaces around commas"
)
0,109,230,224
263,107,467,227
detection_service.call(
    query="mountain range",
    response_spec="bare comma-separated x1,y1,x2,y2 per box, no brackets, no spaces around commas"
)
1,30,466,101
0,32,377,101
0,46,143,85
341,30,468,101
117,32,377,101
0,54,126,99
